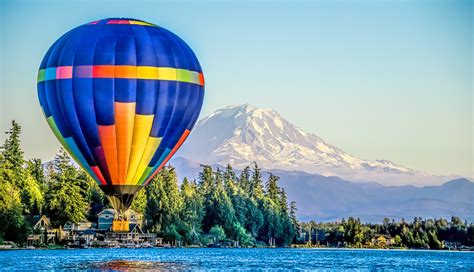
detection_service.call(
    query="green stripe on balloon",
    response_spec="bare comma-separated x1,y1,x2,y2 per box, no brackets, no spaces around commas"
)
37,70,45,83
137,166,153,186
137,148,172,185
45,116,101,185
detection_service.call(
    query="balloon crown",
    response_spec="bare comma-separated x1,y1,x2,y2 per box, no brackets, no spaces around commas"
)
86,18,156,26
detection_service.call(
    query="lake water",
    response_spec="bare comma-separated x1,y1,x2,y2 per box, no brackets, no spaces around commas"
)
0,248,473,271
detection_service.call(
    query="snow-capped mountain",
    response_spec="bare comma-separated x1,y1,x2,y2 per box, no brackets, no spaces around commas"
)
176,104,458,186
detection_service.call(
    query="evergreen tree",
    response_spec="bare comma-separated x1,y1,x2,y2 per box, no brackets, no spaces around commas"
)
289,201,299,232
161,167,183,227
278,188,288,215
201,169,236,234
0,155,26,242
249,162,264,200
87,183,105,222
198,165,214,196
244,198,263,237
238,166,251,193
25,159,46,214
131,189,147,214
209,225,226,241
180,178,204,235
44,149,88,226
21,174,44,215
265,174,279,203
1,121,25,182
0,121,30,242
223,164,238,196
145,171,165,232
27,159,46,186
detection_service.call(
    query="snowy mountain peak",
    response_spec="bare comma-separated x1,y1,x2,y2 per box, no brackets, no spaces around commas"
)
177,104,457,186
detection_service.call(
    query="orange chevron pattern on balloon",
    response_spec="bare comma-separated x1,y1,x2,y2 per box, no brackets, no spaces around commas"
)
37,18,204,213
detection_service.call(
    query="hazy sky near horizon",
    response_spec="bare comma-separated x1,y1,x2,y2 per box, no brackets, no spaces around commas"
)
0,0,472,177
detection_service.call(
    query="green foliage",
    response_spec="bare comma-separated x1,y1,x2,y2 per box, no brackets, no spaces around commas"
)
130,189,147,214
162,224,182,245
201,169,237,234
27,159,46,186
249,163,264,201
209,225,226,241
299,216,474,249
0,169,25,241
87,183,106,222
0,121,30,243
135,163,297,246
233,222,253,247
44,149,88,226
5,120,472,249
1,121,25,181
21,174,44,215
180,178,204,233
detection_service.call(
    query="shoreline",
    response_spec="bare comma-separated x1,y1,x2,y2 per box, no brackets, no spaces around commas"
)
2,246,472,252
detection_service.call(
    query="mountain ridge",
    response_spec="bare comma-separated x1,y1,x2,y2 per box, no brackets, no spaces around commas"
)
168,156,474,222
177,104,459,186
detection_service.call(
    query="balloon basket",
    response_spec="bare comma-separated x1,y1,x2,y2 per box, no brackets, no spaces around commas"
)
112,217,130,232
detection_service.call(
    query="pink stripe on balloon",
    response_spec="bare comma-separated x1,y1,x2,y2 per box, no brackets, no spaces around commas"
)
106,19,130,24
56,66,73,79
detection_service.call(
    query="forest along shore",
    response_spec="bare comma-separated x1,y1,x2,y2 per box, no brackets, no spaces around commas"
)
0,121,473,251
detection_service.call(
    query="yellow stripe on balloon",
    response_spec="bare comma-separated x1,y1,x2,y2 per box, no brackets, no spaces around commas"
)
125,114,154,184
129,20,155,26
115,102,136,184
137,67,177,81
131,136,162,184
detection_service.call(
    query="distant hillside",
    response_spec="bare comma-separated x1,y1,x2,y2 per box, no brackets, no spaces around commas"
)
169,156,474,223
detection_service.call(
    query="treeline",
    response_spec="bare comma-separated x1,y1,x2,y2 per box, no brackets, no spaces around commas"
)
300,217,474,249
139,164,297,247
0,121,98,243
0,121,297,246
2,121,473,249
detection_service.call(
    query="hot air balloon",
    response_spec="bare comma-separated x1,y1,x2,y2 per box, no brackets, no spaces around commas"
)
37,18,204,230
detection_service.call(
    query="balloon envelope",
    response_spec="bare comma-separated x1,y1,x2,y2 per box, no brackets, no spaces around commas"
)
37,18,204,212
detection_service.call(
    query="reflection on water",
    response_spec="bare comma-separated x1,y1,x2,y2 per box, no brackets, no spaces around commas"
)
63,259,190,271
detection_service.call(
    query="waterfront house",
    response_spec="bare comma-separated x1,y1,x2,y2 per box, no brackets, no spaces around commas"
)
27,215,58,245
104,224,162,246
32,215,51,230
60,208,161,247
26,234,44,246
443,240,462,250
371,234,394,248
64,220,96,232
98,209,143,231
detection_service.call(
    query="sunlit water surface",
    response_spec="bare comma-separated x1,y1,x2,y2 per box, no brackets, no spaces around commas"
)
1,248,473,271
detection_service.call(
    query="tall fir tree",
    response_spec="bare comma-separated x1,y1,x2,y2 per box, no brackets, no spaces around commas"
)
130,188,147,214
249,162,264,201
145,171,165,232
0,152,26,242
238,166,251,193
180,177,204,244
1,121,25,181
265,174,280,203
201,169,237,233
44,149,88,225
0,121,34,242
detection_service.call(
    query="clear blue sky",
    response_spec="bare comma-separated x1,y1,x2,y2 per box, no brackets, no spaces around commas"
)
0,0,472,177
